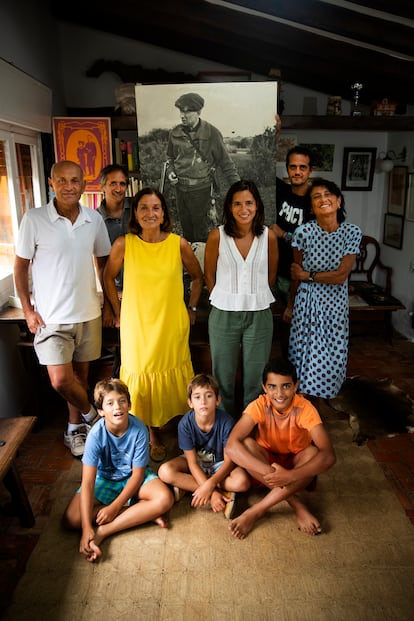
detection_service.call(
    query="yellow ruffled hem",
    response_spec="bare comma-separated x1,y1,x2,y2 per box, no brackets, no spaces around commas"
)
120,360,194,427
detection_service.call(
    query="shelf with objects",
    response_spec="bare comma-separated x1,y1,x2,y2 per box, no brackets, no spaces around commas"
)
109,99,141,196
112,132,142,197
111,114,414,132
280,115,414,131
66,107,414,132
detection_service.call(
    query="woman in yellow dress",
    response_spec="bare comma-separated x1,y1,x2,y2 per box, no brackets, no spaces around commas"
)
104,187,203,461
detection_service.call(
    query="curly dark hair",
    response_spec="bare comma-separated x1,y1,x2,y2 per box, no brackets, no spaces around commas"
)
129,187,172,235
222,179,265,238
309,177,347,223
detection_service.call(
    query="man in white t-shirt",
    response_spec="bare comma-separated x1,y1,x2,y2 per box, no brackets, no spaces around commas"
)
14,160,111,457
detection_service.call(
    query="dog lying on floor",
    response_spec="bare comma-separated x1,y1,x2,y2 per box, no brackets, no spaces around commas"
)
327,376,414,445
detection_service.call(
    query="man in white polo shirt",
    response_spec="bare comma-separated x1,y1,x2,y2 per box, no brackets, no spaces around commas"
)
14,160,111,457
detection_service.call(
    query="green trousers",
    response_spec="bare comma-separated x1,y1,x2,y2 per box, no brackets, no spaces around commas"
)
208,307,273,418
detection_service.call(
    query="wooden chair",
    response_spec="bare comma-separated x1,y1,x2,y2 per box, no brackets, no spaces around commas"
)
350,235,392,293
349,235,404,339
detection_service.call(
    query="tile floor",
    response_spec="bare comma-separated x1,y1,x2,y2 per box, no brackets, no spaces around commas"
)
0,332,413,616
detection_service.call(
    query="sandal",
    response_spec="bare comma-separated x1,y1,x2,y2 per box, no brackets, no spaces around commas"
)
150,444,167,463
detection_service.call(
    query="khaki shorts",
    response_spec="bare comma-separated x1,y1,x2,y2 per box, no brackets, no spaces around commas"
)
34,317,102,365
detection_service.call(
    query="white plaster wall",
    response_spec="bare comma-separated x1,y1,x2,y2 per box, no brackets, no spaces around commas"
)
55,20,414,118
56,21,414,338
57,22,351,116
56,22,264,110
277,128,414,339
0,1,65,114
380,134,414,341
277,129,390,239
3,13,413,338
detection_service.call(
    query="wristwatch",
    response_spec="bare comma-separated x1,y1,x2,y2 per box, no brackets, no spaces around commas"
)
308,271,316,282
284,231,293,243
188,306,197,312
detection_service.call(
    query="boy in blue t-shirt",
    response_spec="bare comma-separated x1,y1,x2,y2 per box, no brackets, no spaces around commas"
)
158,374,250,518
63,378,174,562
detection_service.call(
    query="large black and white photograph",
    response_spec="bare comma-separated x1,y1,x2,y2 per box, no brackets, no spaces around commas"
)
135,82,277,243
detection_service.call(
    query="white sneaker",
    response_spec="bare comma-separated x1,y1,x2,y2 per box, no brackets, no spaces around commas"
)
63,426,87,458
83,405,100,427
173,486,186,503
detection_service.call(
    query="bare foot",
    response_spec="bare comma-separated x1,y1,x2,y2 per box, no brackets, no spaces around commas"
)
228,507,259,540
154,515,169,528
295,501,321,536
85,539,102,563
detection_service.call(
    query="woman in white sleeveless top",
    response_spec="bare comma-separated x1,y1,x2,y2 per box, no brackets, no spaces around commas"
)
204,180,278,417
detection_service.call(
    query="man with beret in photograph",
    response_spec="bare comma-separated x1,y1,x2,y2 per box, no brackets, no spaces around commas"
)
166,92,240,242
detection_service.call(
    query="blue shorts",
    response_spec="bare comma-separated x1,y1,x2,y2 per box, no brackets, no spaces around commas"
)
77,467,158,506
181,454,224,477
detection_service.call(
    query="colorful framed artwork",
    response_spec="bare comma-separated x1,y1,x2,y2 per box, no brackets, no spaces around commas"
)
388,165,408,216
383,213,404,249
52,117,112,192
341,147,376,191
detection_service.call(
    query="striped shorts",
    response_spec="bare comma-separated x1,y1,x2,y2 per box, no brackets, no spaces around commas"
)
77,467,158,506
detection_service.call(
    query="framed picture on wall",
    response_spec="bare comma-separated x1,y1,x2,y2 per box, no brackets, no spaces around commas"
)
383,213,404,249
301,143,335,171
388,165,408,216
53,117,112,192
341,147,376,191
406,173,414,222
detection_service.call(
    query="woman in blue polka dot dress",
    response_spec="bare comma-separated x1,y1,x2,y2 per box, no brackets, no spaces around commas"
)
287,178,362,400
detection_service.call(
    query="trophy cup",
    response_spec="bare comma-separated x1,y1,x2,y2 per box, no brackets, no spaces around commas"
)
351,83,363,116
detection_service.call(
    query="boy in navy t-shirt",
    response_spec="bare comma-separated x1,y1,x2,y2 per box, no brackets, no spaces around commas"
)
158,374,250,518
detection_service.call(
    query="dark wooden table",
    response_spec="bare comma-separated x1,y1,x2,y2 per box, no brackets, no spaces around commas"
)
0,416,37,527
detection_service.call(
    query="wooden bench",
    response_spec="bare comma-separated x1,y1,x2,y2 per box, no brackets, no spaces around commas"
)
349,235,405,338
0,416,37,527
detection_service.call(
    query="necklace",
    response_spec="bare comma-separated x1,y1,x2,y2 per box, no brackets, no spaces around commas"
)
138,231,165,243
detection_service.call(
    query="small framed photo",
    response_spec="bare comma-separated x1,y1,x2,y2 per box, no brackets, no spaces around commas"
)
383,213,404,249
388,165,408,216
341,147,376,191
406,173,414,222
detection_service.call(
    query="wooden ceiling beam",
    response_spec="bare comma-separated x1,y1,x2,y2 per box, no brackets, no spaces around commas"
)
51,0,414,105
229,0,414,57
348,0,414,19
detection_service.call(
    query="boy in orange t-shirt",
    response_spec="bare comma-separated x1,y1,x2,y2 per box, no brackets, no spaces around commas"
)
225,358,336,539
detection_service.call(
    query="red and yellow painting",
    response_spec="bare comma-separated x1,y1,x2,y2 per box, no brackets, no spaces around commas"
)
52,117,112,192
